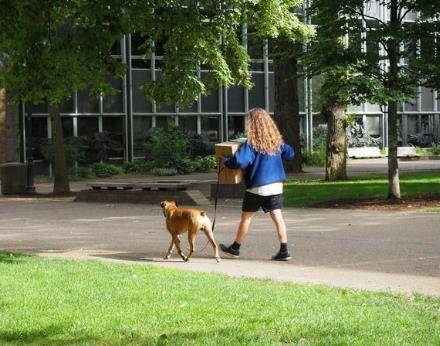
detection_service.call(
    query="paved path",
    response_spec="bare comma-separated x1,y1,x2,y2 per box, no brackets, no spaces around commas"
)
1,198,439,296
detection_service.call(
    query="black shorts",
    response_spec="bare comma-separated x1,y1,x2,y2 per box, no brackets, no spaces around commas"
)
242,192,283,213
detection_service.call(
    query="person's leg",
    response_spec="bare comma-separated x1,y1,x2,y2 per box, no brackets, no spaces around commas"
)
234,211,256,244
269,208,291,260
269,209,287,244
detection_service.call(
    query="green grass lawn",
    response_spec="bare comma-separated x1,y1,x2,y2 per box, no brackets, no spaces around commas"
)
0,253,439,345
284,172,440,207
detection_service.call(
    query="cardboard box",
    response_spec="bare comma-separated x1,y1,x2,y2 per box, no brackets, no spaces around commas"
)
215,141,244,184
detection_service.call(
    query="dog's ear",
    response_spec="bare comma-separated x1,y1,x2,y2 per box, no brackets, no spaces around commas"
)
172,200,179,207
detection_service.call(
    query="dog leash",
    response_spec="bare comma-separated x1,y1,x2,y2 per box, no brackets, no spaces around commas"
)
184,163,224,254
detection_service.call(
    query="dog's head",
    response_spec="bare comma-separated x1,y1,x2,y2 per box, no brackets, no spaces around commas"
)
160,200,178,217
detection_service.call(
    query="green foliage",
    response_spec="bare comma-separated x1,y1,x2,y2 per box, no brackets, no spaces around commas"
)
134,1,313,107
121,160,153,174
431,142,440,155
90,163,123,178
194,155,217,172
304,147,326,167
0,1,127,105
150,167,179,176
75,166,94,179
40,138,81,167
412,145,430,156
144,125,190,168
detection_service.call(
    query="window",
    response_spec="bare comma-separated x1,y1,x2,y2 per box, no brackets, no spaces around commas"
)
103,78,124,114
133,116,152,157
132,70,152,113
77,88,99,114
201,116,219,142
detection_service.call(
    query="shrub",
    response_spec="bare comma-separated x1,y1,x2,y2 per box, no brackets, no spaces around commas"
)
90,163,123,177
412,145,430,156
144,126,190,167
194,155,217,172
150,167,179,176
121,160,153,174
304,142,326,167
75,166,94,178
431,142,440,155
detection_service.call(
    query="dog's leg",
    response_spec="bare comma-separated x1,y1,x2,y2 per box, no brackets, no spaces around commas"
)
203,226,221,263
172,234,187,262
164,239,175,259
186,231,196,262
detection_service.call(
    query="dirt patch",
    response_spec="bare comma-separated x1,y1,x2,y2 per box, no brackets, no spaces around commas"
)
311,194,440,211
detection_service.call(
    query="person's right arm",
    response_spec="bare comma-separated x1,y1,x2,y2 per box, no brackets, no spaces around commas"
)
281,143,295,161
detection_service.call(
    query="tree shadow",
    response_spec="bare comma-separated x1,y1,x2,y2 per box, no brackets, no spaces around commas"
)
0,252,33,264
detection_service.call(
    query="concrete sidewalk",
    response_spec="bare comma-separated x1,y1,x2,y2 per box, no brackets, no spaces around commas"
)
1,198,439,296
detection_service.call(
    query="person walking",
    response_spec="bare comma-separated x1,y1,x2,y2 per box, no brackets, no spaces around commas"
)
219,107,295,261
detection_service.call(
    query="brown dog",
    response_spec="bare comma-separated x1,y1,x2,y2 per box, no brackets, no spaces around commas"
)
160,200,220,262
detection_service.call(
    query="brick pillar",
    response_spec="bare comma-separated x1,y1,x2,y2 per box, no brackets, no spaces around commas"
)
0,89,5,163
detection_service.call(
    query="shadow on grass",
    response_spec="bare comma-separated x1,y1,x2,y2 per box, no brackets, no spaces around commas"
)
0,252,33,264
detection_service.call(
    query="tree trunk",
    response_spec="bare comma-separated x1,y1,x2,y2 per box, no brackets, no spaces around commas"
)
387,100,400,199
273,56,303,172
323,101,348,181
387,0,400,199
49,103,70,194
0,89,6,163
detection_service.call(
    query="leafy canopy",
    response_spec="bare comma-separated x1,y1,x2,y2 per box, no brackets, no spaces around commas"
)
0,0,128,105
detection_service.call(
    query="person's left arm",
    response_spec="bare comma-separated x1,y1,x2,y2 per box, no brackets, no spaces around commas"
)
281,143,295,161
224,142,255,169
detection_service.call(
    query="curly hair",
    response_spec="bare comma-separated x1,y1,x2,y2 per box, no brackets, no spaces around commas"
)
247,108,283,155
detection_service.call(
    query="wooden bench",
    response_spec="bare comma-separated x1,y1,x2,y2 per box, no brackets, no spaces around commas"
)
88,182,136,190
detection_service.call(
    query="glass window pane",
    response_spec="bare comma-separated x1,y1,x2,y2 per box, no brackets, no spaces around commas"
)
155,116,175,129
155,70,175,113
201,89,219,113
405,98,417,112
366,103,381,112
133,116,152,157
298,78,305,113
228,116,245,138
77,116,98,137
268,72,275,112
103,78,124,113
421,87,434,111
227,86,245,112
31,117,48,160
180,101,197,113
201,116,219,142
60,95,74,113
179,116,197,134
132,70,152,113
249,73,265,109
26,102,48,114
103,116,124,158
31,117,47,138
77,88,99,113
131,33,148,56
365,115,380,136
61,117,74,138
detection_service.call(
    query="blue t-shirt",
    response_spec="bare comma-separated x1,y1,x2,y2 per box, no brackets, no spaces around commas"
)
224,141,295,189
